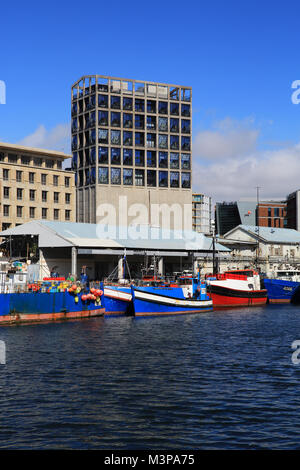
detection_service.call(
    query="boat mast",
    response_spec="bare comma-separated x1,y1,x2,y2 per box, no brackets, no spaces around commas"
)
256,186,260,272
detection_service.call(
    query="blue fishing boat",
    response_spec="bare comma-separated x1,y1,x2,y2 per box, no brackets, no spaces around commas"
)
102,285,132,316
263,278,300,304
130,282,213,317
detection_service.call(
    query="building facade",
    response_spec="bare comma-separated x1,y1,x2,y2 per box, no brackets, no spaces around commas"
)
192,193,211,234
0,142,75,231
257,201,286,228
71,75,192,230
286,190,300,231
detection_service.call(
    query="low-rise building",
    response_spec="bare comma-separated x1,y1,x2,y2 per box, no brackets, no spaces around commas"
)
0,142,75,230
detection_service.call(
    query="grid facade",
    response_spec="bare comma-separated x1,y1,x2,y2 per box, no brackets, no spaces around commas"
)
192,193,211,234
71,75,192,224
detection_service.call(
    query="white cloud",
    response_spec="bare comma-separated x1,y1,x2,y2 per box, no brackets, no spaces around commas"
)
17,123,70,154
193,117,300,204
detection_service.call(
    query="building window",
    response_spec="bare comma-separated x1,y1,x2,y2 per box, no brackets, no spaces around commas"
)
147,133,156,148
147,151,156,168
147,170,156,187
65,193,71,204
158,134,168,149
158,101,168,114
54,209,59,220
181,154,191,170
17,206,23,218
34,157,42,167
135,114,144,130
135,150,145,167
135,99,144,112
123,169,133,185
3,187,9,198
181,136,190,151
181,119,190,134
111,111,121,127
46,159,54,169
17,188,23,200
98,167,109,184
16,170,22,182
98,128,108,144
123,131,133,146
111,130,121,145
3,169,9,180
159,171,168,187
159,152,168,168
170,171,179,188
158,117,168,132
135,132,144,146
123,97,133,111
123,148,133,166
21,156,31,165
65,210,71,221
170,153,179,169
2,223,11,230
41,174,47,185
30,207,35,218
181,103,190,117
8,154,18,163
42,208,47,219
147,100,156,114
170,118,179,133
65,177,70,188
98,94,108,108
99,110,108,126
3,205,9,216
42,191,47,202
111,95,120,109
30,189,35,201
123,113,133,128
29,172,35,183
170,135,179,150
111,167,121,185
181,172,191,188
54,192,59,203
135,169,144,186
170,102,179,115
111,148,121,165
53,175,59,186
99,146,108,164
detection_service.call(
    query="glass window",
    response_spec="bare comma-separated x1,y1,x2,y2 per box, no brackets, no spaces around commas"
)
42,208,47,219
170,135,179,150
72,135,77,150
90,147,96,164
29,189,35,200
98,94,108,108
99,167,109,184
135,169,144,186
181,172,191,188
170,86,180,100
159,171,168,187
90,129,96,145
159,134,168,149
135,114,144,129
123,148,133,166
158,101,168,114
170,118,179,133
3,187,9,198
53,175,59,186
111,130,121,145
170,102,179,115
111,148,121,165
147,115,156,130
3,169,9,180
170,153,179,169
111,111,120,127
135,99,144,112
181,119,190,133
181,88,191,102
54,191,59,203
158,117,168,132
98,110,108,126
98,128,108,144
54,209,59,220
111,95,120,109
123,97,133,110
16,171,22,182
181,103,190,117
159,152,168,168
181,136,190,151
147,151,156,168
135,150,145,166
111,167,121,185
90,167,96,184
181,154,191,170
29,172,35,183
147,133,156,148
65,210,71,221
147,100,156,113
42,191,47,202
99,146,108,164
123,131,133,146
123,113,133,128
170,171,179,188
17,206,23,217
135,132,144,146
30,207,35,219
147,170,156,187
123,168,133,185
17,188,23,200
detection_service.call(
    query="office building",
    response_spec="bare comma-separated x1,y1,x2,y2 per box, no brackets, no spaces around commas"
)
71,75,192,230
0,142,75,231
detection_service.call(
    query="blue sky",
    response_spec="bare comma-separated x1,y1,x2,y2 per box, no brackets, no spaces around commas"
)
1,0,300,201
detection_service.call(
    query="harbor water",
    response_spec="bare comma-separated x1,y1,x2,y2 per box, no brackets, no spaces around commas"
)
1,304,300,449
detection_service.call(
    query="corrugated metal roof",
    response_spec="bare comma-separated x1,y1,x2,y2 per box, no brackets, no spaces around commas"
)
0,220,230,252
239,225,300,243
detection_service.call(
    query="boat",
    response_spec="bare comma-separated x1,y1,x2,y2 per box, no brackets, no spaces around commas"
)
263,268,300,304
130,282,213,317
102,285,132,316
0,279,105,325
206,269,268,308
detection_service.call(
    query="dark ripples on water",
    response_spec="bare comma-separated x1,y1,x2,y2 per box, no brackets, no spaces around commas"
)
1,304,300,449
